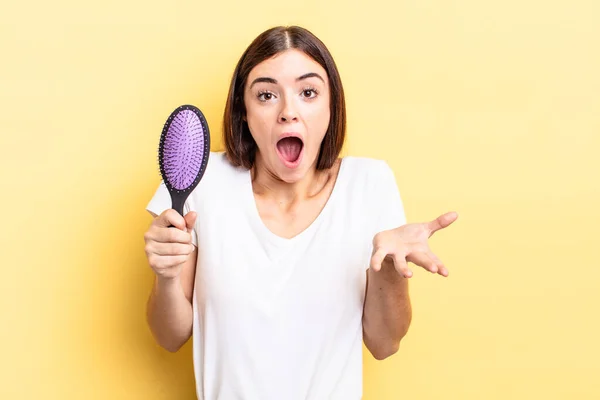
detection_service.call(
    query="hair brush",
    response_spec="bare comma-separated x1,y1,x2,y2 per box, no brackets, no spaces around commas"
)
158,104,210,217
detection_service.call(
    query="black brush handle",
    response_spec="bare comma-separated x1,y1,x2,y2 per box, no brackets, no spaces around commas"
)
171,193,187,217
168,192,189,228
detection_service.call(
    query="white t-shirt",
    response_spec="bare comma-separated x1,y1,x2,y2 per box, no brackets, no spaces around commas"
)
146,152,406,400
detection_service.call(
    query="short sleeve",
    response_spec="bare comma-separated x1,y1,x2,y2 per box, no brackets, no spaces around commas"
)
373,161,407,233
145,181,198,247
146,181,171,217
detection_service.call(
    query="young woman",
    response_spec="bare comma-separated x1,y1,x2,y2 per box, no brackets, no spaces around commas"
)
144,25,457,400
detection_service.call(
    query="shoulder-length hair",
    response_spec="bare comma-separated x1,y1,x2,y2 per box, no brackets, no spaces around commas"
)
223,25,346,170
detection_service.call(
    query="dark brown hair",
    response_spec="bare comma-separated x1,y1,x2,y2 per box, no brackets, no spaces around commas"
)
223,25,346,170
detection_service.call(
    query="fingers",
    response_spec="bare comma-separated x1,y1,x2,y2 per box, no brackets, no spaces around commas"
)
371,248,414,278
147,225,193,244
185,211,197,233
429,253,449,277
150,242,195,257
156,209,187,230
407,252,438,274
144,209,197,280
370,246,388,272
147,254,189,270
427,211,458,237
148,210,196,244
391,253,412,278
371,230,450,278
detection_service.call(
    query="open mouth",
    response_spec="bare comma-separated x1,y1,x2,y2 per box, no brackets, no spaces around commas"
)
276,136,304,167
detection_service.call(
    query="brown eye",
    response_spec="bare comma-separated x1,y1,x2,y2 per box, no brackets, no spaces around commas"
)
258,92,274,101
302,89,317,98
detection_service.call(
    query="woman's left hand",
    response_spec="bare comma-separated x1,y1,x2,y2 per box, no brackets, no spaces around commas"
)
370,212,458,278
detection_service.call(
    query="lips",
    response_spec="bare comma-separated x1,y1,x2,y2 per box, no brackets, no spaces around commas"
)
276,133,304,167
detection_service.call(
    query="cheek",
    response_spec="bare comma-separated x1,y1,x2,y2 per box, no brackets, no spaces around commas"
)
245,106,273,142
306,107,331,142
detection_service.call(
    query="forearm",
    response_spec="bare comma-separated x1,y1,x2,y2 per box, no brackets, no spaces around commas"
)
362,259,412,359
146,276,193,352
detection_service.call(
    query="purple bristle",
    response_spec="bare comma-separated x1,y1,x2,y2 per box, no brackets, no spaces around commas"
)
162,109,205,190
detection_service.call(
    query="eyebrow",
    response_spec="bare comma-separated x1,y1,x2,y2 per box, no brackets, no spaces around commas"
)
249,72,325,89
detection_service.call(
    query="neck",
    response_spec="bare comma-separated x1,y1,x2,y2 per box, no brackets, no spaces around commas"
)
251,154,328,203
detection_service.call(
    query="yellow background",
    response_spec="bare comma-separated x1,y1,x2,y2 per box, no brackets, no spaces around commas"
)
1,0,599,398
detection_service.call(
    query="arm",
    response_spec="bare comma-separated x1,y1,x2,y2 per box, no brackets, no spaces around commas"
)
362,212,458,360
144,209,198,352
146,246,197,352
362,257,412,360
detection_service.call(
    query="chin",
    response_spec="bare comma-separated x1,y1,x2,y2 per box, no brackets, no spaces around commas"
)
274,152,318,183
274,162,308,183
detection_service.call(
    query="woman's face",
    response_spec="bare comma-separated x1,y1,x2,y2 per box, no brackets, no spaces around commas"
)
243,49,331,182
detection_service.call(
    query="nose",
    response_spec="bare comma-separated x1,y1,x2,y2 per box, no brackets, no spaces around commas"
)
278,98,298,123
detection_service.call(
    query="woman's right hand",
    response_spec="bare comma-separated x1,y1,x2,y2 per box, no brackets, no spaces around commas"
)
144,209,197,280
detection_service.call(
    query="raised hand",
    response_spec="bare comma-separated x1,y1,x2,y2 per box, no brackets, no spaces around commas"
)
144,209,197,280
370,212,458,278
